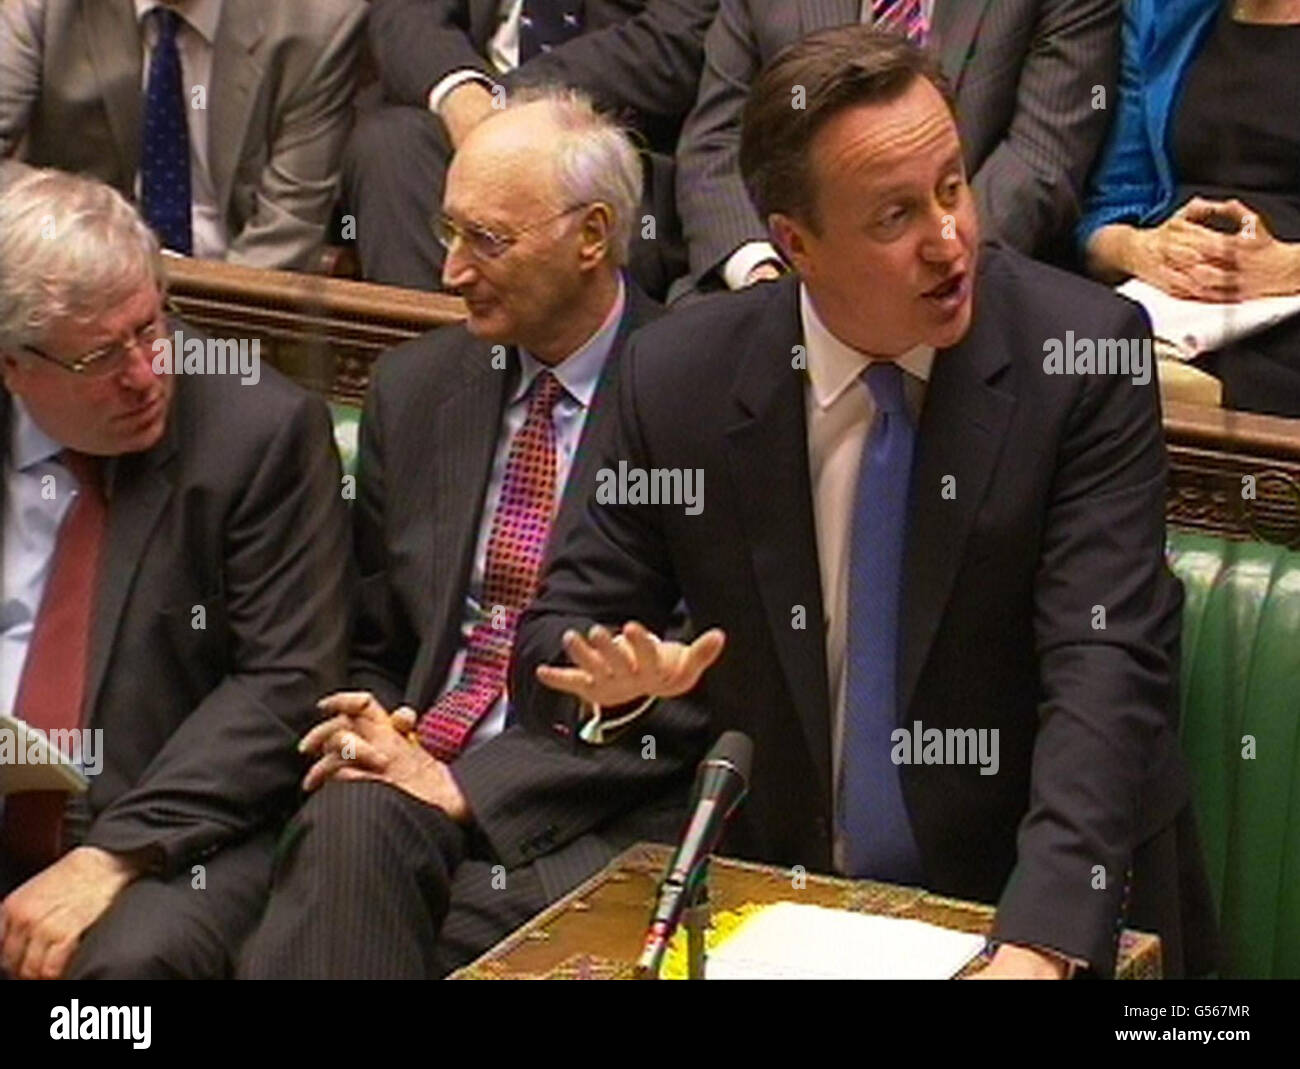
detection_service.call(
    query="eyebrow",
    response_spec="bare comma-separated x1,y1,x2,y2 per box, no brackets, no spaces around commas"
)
865,151,966,202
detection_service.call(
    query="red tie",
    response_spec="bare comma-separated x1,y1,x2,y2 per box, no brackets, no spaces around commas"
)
872,0,929,44
418,372,564,761
0,451,106,873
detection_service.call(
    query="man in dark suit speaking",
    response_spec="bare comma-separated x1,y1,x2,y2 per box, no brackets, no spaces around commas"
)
514,26,1217,977
0,169,349,978
240,91,708,979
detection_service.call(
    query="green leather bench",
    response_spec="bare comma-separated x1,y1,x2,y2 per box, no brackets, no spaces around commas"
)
1168,532,1300,979
328,403,1299,977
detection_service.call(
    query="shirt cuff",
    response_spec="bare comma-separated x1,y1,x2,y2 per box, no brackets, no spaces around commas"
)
722,241,784,291
428,69,495,115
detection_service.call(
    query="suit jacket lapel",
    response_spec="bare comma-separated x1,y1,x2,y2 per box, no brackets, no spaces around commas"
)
84,399,180,721
723,279,833,795
404,341,509,708
932,0,994,92
80,0,144,188
209,0,267,218
899,253,1014,716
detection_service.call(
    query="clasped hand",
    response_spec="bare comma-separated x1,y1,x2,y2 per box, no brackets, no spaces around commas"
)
300,692,468,822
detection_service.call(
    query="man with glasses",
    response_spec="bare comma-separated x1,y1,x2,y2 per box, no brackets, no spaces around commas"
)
240,90,708,979
0,169,349,978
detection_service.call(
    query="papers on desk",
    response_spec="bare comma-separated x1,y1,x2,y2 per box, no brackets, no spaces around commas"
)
0,715,90,796
703,901,986,980
1117,278,1300,361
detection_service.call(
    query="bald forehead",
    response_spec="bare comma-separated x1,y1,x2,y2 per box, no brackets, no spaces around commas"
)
449,106,564,213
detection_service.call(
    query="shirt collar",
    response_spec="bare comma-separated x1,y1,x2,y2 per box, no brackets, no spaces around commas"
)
515,277,626,408
135,0,223,43
11,397,64,473
800,283,936,411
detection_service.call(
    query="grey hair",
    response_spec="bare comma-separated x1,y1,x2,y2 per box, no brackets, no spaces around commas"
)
507,87,643,266
0,168,163,352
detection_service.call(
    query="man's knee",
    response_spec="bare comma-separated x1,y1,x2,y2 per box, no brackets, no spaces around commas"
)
341,106,447,198
66,887,225,980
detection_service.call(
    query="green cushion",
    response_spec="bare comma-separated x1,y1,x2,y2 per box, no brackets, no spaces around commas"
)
1168,531,1300,978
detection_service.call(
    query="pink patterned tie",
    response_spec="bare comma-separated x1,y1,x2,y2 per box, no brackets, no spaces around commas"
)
872,0,929,44
418,370,566,760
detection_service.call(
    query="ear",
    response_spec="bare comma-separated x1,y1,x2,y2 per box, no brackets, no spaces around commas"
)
769,212,814,277
575,203,613,271
0,350,25,395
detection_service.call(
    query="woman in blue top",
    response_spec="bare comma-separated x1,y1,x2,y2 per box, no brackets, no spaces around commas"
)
1078,0,1300,416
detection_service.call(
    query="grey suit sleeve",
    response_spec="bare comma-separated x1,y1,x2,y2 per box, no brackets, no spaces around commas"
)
503,0,717,125
0,0,45,158
968,0,1120,257
224,2,367,271
368,0,493,107
85,395,351,877
674,0,769,286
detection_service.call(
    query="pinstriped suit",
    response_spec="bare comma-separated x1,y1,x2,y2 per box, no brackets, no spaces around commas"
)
239,282,710,978
674,0,1121,289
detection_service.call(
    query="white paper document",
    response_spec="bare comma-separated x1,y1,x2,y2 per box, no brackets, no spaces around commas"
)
1117,278,1300,361
0,714,90,796
705,901,986,980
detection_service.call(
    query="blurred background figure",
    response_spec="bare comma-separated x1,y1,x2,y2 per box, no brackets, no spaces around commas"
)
0,0,366,271
342,0,718,299
673,0,1120,299
1080,0,1300,417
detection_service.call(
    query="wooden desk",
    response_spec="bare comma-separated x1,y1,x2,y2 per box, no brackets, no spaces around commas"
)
450,842,1162,980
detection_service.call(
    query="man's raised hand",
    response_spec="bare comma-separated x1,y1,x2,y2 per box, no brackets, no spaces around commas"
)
535,622,726,708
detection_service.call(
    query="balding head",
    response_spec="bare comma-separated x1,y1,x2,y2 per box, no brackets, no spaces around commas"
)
439,89,641,362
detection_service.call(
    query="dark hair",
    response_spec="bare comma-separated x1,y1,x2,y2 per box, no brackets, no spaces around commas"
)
739,25,954,230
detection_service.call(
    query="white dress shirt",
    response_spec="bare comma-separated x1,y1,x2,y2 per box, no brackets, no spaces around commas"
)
134,0,228,259
427,0,525,112
800,284,934,870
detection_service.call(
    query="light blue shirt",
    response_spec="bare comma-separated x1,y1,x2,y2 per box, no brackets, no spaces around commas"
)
441,280,627,753
1,399,75,719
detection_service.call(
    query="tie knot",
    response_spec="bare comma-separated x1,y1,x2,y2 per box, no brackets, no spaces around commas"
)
153,6,182,40
528,370,566,416
61,450,105,497
862,361,908,416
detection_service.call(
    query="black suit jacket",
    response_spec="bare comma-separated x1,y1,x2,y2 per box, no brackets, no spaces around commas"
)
368,0,717,153
0,366,350,878
514,244,1214,974
349,281,708,900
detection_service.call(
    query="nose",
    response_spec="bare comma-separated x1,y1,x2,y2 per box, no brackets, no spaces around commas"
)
440,234,479,292
919,201,962,265
117,334,162,390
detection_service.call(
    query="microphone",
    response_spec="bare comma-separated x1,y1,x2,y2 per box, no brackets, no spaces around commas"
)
636,730,753,978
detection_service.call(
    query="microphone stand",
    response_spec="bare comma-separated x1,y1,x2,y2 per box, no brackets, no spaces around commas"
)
684,860,710,981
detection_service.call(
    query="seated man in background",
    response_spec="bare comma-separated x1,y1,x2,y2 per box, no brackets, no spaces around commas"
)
1079,0,1300,417
0,0,367,272
343,0,718,298
240,90,708,980
514,26,1217,978
674,0,1120,297
0,170,349,978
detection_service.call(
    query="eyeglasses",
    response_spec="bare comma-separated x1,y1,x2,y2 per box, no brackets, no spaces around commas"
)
23,298,176,377
433,204,592,261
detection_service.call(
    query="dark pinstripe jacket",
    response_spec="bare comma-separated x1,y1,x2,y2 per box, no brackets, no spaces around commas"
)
348,281,708,902
675,0,1121,288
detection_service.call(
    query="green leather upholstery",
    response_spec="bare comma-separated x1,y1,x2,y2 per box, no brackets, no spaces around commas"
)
329,402,361,481
322,405,1298,976
1168,531,1300,978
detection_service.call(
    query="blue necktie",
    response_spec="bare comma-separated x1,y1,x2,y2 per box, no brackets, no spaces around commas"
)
519,0,584,63
140,8,193,256
840,362,924,883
